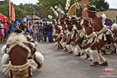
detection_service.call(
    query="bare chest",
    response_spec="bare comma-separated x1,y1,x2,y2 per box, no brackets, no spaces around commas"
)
90,19,103,31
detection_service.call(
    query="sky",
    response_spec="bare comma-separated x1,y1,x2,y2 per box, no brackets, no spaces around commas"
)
105,0,117,8
9,0,117,9
10,0,38,5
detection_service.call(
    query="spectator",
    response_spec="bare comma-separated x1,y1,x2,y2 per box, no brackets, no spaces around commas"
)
9,20,15,34
32,24,38,41
0,21,5,43
47,22,53,42
37,22,44,42
43,20,48,42
27,22,33,36
3,20,9,40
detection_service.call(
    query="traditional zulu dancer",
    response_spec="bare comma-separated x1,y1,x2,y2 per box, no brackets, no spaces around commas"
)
64,17,75,53
57,17,68,50
70,17,86,56
86,5,114,66
79,18,97,60
54,19,64,50
51,6,66,50
1,29,44,78
52,0,117,67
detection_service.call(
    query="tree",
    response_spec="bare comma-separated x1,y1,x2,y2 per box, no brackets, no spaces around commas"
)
0,0,9,17
0,0,109,20
17,3,41,19
37,0,68,17
37,0,109,17
15,5,27,20
90,0,109,11
0,0,27,20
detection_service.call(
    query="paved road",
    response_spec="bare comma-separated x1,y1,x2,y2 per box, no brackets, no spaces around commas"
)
0,43,117,78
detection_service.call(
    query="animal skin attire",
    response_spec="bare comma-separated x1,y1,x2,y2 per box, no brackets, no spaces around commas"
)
1,32,44,76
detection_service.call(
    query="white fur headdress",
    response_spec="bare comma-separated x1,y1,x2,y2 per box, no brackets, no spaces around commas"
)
6,33,32,55
54,5,65,15
7,33,27,45
48,15,53,19
51,7,59,17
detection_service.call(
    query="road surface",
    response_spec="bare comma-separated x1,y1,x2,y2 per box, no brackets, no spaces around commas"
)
0,43,117,78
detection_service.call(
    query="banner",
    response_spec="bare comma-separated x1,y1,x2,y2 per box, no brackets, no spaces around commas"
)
8,0,11,19
11,4,15,21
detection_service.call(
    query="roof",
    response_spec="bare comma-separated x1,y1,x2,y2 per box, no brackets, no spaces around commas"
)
97,9,117,21
26,15,40,19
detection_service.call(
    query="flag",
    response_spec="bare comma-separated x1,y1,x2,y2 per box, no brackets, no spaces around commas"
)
11,4,15,21
8,0,11,19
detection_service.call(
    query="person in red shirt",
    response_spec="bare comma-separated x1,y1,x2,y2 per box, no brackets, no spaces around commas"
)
3,20,9,40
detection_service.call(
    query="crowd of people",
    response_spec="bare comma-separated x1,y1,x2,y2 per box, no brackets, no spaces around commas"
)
19,20,54,42
0,5,117,67
0,20,45,77
0,20,14,43
0,3,117,78
0,19,54,44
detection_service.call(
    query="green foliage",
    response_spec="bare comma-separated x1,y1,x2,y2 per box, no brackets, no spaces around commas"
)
90,0,109,11
38,0,109,17
0,0,27,20
0,0,40,20
15,5,27,20
0,0,110,19
38,0,68,17
0,0,9,17
17,3,40,19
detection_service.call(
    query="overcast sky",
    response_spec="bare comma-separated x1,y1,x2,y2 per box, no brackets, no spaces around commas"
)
11,0,38,5
10,0,117,8
105,0,117,8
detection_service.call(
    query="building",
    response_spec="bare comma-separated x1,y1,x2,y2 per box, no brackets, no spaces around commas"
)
97,9,117,23
26,15,40,23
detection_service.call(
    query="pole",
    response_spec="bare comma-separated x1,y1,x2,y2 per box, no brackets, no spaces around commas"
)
8,0,11,20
